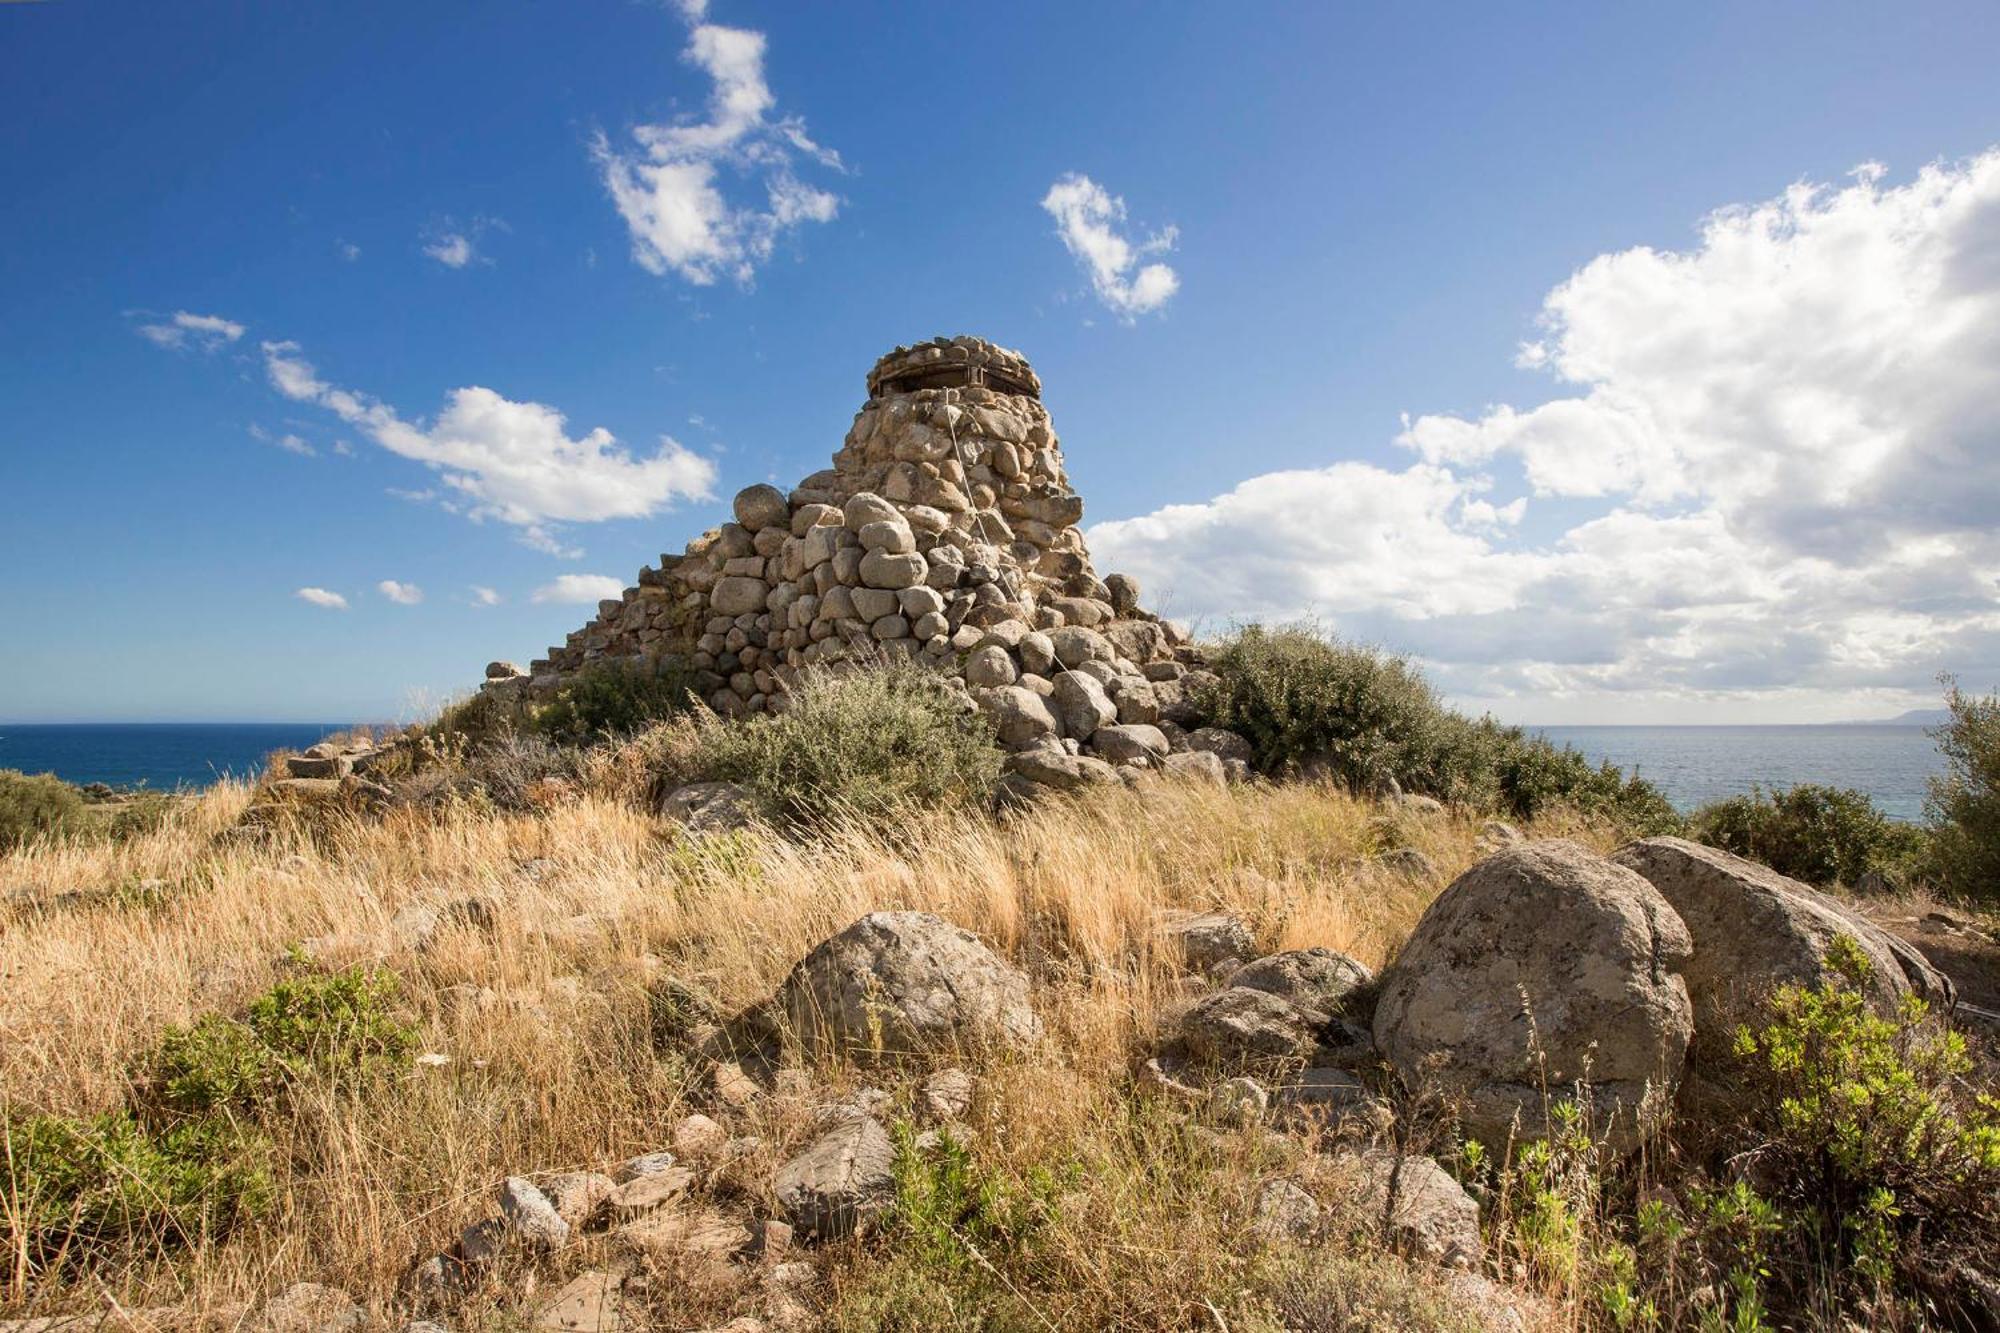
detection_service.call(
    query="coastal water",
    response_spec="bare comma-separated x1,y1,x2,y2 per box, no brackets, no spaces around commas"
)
0,723,353,790
1539,725,1944,821
0,721,1949,817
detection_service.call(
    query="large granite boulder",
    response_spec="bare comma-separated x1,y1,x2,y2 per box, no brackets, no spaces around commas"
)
1373,841,1693,1152
777,911,1042,1062
1609,837,1956,1113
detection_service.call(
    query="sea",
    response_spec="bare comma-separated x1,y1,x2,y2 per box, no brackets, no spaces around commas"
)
0,721,1950,819
0,723,357,791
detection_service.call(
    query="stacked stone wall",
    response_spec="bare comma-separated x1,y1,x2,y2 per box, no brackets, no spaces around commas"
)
483,335,1224,786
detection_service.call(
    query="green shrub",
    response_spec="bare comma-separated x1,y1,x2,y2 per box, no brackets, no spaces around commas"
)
1728,934,2000,1320
670,663,1001,830
1926,677,2000,904
531,660,703,744
148,961,416,1120
1196,625,1677,831
1689,784,1927,888
0,768,89,851
5,964,410,1274
1,1109,272,1268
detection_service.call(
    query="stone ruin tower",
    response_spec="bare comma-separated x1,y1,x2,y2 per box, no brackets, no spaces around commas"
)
487,336,1208,769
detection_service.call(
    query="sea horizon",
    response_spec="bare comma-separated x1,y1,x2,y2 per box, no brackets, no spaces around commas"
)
0,718,1949,818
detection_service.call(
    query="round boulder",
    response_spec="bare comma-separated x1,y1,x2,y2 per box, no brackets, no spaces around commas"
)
1372,840,1694,1152
1609,836,1956,1113
777,911,1042,1062
733,484,791,533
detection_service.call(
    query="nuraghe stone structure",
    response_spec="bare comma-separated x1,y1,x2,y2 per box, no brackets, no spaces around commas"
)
484,336,1221,781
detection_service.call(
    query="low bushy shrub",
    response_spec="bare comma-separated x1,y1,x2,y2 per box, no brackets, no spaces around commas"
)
1196,625,1677,831
0,768,89,850
1689,784,1927,888
659,662,1001,830
530,660,704,744
147,961,417,1121
1726,934,2000,1321
1927,677,2000,904
2,1110,272,1270
5,963,412,1274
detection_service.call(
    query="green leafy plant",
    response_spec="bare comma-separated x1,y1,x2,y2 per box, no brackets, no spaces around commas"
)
1730,934,2000,1319
5,964,411,1275
1,1109,273,1269
1195,623,1678,831
1926,676,2000,904
668,662,1001,831
530,660,704,744
148,960,417,1120
1689,784,1927,888
0,769,89,851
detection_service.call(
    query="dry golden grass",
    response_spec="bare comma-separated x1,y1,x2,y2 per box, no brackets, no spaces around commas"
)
0,776,1594,1329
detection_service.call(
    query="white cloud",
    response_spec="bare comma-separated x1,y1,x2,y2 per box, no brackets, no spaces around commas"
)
1090,151,2000,721
593,7,843,286
421,217,503,269
424,233,475,268
294,587,348,610
469,585,502,607
135,310,245,351
337,240,361,262
261,339,717,554
377,579,424,605
1041,174,1179,318
532,573,627,604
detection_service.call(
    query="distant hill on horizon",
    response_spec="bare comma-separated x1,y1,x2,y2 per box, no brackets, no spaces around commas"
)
1844,708,1951,727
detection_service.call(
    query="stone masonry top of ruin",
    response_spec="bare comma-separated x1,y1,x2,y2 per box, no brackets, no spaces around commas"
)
483,336,1198,745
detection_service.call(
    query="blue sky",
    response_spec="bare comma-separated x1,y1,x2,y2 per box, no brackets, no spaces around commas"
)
4,1,1999,724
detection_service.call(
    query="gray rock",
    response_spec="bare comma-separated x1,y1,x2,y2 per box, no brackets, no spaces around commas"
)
1373,841,1694,1152
857,518,915,554
1231,949,1372,1022
499,1176,570,1250
1090,723,1169,767
980,684,1059,748
1161,750,1227,786
1048,625,1113,668
540,1171,616,1228
711,576,771,617
249,1283,363,1333
1252,1178,1321,1243
1343,1150,1482,1268
1157,911,1254,974
859,549,927,589
1005,748,1118,791
734,484,792,532
661,781,759,833
1104,573,1142,615
1610,836,1957,1114
1049,671,1116,741
1018,631,1057,676
1179,986,1322,1063
920,1067,976,1121
1187,727,1255,767
964,645,1018,688
842,492,901,530
777,911,1042,1062
772,1115,897,1239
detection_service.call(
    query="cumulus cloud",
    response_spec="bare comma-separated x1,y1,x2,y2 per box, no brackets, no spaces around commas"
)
532,573,627,604
294,587,348,610
593,5,843,286
135,310,244,351
1090,151,2000,720
377,579,424,605
261,338,717,555
1041,174,1179,318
